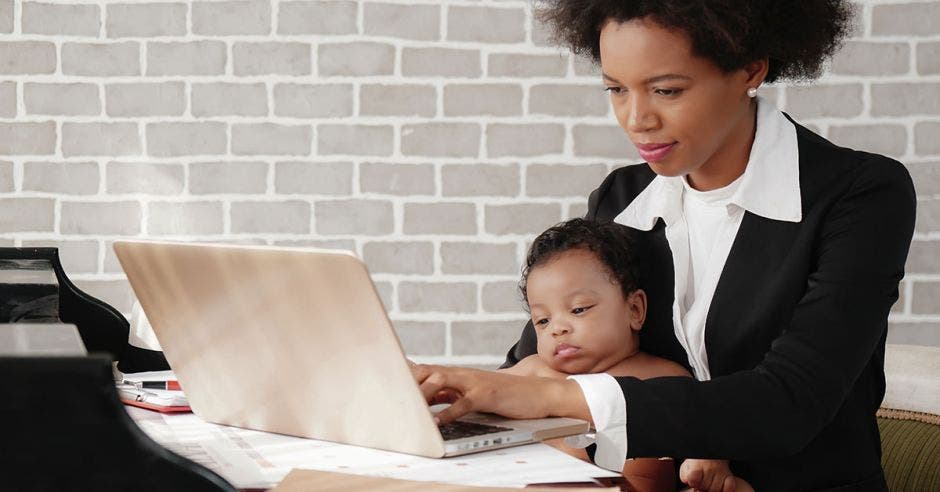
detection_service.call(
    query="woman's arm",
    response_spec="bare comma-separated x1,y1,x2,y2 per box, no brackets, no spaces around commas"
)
413,364,593,424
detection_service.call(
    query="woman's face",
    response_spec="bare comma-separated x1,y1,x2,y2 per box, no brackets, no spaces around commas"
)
527,248,645,374
599,17,763,186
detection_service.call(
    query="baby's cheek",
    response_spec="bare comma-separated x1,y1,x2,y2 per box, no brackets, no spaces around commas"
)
537,351,558,370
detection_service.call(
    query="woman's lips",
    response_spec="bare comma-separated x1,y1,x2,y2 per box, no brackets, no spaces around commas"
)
635,142,676,163
554,343,580,359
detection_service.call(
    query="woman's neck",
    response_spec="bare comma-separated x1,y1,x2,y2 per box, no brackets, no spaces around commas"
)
686,100,759,191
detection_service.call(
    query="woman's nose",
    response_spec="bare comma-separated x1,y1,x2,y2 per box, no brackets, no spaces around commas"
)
620,96,658,134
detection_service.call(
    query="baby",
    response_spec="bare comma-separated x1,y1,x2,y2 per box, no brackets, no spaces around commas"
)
500,218,752,492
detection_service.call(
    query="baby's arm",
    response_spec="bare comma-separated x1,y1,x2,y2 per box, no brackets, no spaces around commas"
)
680,459,754,492
497,354,569,379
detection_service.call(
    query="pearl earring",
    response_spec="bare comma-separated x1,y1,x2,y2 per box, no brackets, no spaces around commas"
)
747,87,758,98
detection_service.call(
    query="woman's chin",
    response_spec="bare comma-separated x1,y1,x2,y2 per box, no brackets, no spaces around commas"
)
647,160,689,177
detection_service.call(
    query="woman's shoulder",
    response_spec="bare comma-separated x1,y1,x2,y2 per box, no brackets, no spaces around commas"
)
587,163,656,222
793,120,910,179
792,119,914,207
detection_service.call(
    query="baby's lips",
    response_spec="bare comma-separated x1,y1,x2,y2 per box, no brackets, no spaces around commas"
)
554,343,580,357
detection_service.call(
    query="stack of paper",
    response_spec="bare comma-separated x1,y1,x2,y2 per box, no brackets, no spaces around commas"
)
117,370,190,412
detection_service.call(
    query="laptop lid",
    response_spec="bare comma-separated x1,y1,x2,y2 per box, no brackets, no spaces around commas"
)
114,241,448,457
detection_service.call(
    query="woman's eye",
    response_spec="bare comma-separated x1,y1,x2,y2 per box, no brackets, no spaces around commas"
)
604,86,625,95
655,88,682,97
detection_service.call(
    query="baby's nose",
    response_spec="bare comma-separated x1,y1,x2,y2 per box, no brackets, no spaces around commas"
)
551,323,570,336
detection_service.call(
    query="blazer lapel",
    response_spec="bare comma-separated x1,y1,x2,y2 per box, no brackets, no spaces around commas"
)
704,211,803,376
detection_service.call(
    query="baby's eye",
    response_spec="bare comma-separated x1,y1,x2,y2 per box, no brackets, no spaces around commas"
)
571,306,592,315
535,318,549,326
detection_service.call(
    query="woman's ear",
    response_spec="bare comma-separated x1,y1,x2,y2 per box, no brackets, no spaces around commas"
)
744,58,769,90
626,289,647,332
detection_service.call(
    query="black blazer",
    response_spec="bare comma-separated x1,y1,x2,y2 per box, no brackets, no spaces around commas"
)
502,118,916,491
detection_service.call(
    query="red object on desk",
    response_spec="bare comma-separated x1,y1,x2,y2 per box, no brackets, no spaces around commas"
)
138,380,182,391
122,399,192,413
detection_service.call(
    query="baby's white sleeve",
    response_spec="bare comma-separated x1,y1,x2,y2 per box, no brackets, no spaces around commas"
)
565,374,627,472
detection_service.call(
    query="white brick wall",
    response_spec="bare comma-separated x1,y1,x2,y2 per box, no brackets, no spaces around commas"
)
1,0,939,365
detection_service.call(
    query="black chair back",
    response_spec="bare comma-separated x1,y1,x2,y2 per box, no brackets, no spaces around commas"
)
0,247,169,372
0,355,235,491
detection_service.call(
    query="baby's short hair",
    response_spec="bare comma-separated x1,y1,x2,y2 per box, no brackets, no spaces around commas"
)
520,218,641,305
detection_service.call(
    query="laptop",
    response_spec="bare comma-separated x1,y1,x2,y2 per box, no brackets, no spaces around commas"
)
113,241,589,458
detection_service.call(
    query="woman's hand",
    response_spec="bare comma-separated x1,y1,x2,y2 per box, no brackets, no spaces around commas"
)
411,364,592,425
679,459,738,492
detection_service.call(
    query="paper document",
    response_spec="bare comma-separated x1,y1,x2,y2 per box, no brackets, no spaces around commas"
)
118,386,188,407
127,408,620,490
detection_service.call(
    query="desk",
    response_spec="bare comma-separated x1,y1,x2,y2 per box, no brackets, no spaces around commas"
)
127,407,623,490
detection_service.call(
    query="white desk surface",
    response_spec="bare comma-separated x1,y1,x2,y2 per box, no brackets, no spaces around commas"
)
127,406,620,490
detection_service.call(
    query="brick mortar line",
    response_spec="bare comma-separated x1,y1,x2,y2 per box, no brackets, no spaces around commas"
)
889,315,940,323
862,2,874,39
902,274,940,283
3,112,937,125
184,0,193,43
0,156,632,169
444,321,453,357
7,74,940,83
0,230,551,241
23,0,531,4
439,3,447,42
903,279,914,315
0,114,625,124
52,193,61,235
6,30,940,44
4,41,578,65
1,181,933,202
270,0,279,36
7,159,940,184
391,198,403,236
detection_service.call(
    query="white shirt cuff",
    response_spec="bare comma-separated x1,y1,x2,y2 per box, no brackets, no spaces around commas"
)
565,373,627,472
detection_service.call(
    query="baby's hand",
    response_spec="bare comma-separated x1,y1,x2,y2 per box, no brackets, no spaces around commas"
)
499,355,568,379
679,459,736,492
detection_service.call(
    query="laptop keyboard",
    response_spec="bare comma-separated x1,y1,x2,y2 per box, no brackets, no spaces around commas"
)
439,421,514,441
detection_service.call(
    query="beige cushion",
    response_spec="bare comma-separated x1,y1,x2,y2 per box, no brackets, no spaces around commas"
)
882,344,940,417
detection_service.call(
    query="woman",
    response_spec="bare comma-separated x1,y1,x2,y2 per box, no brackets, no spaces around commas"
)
413,1,916,491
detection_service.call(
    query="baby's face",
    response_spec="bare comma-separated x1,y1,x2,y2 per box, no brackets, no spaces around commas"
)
526,248,643,375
